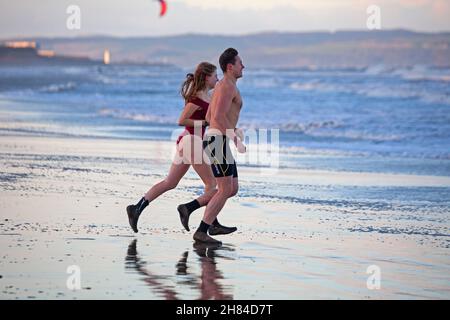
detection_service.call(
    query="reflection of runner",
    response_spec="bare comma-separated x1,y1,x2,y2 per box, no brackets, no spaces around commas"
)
126,62,235,235
191,48,246,245
126,239,233,300
192,242,234,300
125,239,179,300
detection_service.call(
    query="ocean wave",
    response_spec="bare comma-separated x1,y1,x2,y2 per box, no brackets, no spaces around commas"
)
420,92,450,105
239,120,342,133
244,69,280,76
391,65,450,82
359,87,450,105
304,130,406,143
242,122,405,143
289,79,450,105
363,64,393,75
276,145,366,157
94,74,128,85
363,65,450,83
280,120,342,133
289,80,358,94
62,67,88,75
363,65,450,82
289,80,322,91
0,121,100,139
243,77,281,88
240,121,404,142
357,87,419,99
107,67,179,78
290,79,429,101
275,142,450,160
348,226,449,238
98,108,176,124
38,82,77,93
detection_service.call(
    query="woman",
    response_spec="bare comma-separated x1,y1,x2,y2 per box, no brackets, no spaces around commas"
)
126,62,236,236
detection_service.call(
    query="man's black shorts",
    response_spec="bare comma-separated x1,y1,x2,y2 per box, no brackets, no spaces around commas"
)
203,135,238,178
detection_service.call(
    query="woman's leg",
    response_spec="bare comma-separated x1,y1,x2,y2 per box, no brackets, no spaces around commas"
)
177,139,216,231
127,146,190,233
144,162,190,201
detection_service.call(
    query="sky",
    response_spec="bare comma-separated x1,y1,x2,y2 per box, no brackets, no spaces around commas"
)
1,0,450,39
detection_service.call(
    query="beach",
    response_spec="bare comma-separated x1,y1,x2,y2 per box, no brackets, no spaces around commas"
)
0,63,449,300
1,134,449,299
2,0,450,302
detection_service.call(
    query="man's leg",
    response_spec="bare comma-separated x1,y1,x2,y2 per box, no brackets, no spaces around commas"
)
191,162,217,206
178,161,236,233
207,168,239,236
193,176,233,244
202,176,233,224
230,175,239,197
176,138,214,230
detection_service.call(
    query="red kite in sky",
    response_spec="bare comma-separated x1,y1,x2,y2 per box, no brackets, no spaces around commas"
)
158,0,167,17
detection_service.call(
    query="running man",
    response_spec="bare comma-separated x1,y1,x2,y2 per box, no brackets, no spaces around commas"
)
126,62,236,235
183,48,246,245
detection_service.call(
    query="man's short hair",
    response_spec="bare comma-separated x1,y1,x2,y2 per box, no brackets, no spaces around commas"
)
219,48,238,73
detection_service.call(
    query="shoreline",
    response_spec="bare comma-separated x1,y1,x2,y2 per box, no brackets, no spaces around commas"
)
1,134,449,299
1,134,450,185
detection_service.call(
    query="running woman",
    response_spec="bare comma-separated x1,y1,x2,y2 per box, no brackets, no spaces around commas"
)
126,62,237,236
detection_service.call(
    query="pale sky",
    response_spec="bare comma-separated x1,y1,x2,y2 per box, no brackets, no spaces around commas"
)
1,0,449,39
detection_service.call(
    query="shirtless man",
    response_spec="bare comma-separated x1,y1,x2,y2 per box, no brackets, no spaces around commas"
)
186,48,246,245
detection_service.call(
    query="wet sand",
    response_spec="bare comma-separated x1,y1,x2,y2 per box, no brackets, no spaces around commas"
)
1,135,449,299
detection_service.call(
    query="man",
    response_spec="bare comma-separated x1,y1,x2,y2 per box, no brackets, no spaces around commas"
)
178,48,246,245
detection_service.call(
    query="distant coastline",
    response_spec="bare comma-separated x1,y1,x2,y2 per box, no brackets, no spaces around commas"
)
0,41,176,67
0,41,98,66
1,29,449,68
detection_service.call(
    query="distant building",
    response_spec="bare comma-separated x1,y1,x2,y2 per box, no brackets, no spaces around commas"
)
103,50,110,65
5,41,38,49
1,40,99,66
37,50,55,58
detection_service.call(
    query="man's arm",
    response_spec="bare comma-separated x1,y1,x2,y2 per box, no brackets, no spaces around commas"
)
234,127,244,141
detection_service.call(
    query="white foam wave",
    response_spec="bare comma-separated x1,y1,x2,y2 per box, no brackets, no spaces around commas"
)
39,82,77,93
98,108,176,124
392,65,450,82
243,77,281,88
364,64,392,76
239,120,343,134
305,130,406,142
240,121,405,142
281,120,342,133
289,80,322,91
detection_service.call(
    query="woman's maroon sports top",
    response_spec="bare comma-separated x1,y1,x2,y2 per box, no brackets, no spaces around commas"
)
176,97,209,145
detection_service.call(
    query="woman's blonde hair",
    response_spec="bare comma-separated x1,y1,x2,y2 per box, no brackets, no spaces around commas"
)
180,62,216,102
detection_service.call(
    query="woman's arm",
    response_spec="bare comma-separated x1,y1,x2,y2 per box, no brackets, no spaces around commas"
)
178,103,207,127
205,106,211,125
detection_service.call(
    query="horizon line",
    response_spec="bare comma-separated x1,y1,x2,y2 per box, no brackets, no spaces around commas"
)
2,28,450,41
